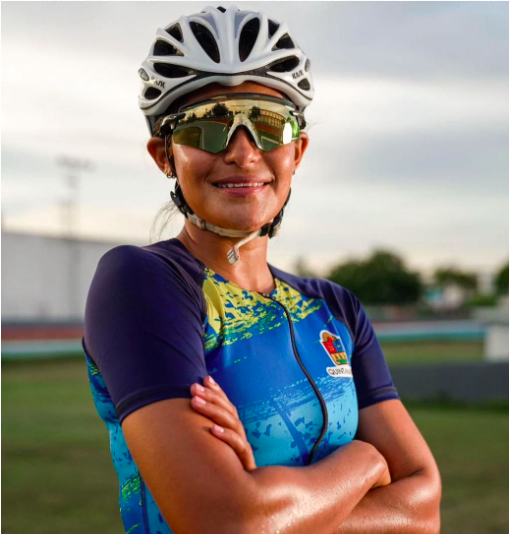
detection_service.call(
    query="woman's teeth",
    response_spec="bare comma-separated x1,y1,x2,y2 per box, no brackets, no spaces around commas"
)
216,182,266,188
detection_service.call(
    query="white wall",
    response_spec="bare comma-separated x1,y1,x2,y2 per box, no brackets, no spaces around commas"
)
1,231,141,321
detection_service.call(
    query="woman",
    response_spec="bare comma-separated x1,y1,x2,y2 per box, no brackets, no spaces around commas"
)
83,6,441,534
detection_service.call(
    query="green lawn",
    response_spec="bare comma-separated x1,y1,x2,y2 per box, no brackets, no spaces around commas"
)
2,358,122,533
381,339,484,366
2,356,508,534
408,401,508,534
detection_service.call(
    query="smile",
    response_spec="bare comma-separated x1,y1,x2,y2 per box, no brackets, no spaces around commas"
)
215,182,268,189
211,182,269,196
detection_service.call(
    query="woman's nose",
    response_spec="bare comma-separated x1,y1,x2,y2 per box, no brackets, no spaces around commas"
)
222,126,261,167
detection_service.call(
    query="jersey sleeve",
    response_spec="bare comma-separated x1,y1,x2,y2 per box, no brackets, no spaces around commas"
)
83,245,208,424
346,290,400,409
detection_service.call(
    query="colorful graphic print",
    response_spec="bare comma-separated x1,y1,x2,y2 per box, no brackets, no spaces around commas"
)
85,267,359,534
202,269,358,467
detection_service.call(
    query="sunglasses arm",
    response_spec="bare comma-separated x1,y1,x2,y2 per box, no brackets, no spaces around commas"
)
290,110,306,129
159,112,186,136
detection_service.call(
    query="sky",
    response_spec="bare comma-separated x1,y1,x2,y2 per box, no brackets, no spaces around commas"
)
2,1,509,277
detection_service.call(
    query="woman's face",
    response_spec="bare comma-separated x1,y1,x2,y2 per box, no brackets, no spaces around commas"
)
149,82,309,232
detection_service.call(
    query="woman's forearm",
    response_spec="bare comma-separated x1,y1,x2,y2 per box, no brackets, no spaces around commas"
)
241,440,386,534
334,469,442,534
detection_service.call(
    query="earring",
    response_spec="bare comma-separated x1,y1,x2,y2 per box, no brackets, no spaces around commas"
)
165,169,176,179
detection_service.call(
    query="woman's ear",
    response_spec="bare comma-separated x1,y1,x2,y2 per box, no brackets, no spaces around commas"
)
147,137,173,175
294,131,309,173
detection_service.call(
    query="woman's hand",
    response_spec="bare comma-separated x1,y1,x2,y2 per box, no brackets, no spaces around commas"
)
190,375,257,472
350,440,391,489
372,453,392,488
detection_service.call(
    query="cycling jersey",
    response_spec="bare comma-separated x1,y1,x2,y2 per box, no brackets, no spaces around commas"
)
83,237,399,534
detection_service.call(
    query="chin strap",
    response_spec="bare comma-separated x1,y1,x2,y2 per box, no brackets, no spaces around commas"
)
170,180,291,265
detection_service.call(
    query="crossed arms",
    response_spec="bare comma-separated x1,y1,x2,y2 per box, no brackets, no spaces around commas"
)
122,383,441,534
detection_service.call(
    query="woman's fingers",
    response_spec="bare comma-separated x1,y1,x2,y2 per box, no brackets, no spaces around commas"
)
190,383,235,415
190,378,248,440
204,375,240,416
189,377,257,472
190,395,241,432
210,424,257,472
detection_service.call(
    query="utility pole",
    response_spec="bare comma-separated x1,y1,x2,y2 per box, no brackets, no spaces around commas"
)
56,156,93,320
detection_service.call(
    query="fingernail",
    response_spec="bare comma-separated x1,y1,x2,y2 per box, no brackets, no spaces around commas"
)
212,424,224,433
207,375,216,385
193,396,206,405
193,383,205,393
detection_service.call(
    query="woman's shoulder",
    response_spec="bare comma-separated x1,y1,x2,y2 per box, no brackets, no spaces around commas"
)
89,239,207,315
96,238,207,289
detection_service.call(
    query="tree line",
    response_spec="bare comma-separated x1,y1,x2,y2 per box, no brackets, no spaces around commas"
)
294,251,508,306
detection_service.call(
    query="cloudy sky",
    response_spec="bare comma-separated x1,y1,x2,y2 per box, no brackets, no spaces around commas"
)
2,1,508,277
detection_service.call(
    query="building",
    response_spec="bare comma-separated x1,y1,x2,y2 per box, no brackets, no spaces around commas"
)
2,230,136,321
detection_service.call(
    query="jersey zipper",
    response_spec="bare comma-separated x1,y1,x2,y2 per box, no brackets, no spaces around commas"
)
258,291,329,466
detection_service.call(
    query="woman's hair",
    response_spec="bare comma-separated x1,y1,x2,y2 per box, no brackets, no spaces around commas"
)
150,198,181,243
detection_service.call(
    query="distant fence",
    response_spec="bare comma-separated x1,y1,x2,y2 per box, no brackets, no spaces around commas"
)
2,322,83,360
2,322,508,402
374,319,485,342
391,362,509,402
1,319,487,359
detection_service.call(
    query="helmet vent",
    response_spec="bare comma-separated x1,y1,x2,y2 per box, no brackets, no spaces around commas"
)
145,87,162,100
190,22,220,63
268,20,279,38
298,78,311,91
166,24,183,42
153,39,183,57
239,18,260,62
269,56,300,73
217,6,226,12
154,63,194,78
305,59,311,72
272,33,294,51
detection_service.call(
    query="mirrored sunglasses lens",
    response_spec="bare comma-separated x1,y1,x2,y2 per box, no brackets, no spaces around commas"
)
174,122,228,154
173,99,299,153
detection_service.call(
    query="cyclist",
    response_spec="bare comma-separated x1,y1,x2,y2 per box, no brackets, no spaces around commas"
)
83,5,441,533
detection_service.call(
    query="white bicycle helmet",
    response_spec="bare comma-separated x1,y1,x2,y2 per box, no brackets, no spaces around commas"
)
139,4,314,135
140,5,314,264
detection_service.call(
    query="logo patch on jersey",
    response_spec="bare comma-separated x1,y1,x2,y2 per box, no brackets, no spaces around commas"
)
320,330,353,378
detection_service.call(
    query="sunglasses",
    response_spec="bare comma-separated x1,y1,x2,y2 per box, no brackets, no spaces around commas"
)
159,93,305,154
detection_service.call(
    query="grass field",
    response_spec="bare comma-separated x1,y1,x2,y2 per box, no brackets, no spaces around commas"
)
380,339,484,366
2,354,508,534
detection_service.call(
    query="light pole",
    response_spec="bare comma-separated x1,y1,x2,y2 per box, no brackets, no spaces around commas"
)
56,156,93,320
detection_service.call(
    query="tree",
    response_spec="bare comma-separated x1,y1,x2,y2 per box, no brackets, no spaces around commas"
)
185,112,198,123
432,267,478,291
495,261,509,295
249,106,261,121
211,102,229,117
293,257,316,278
327,250,423,305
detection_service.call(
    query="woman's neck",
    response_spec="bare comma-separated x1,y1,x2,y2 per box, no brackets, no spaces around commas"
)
176,222,276,294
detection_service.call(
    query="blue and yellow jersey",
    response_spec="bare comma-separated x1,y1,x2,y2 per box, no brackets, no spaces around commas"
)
83,238,399,534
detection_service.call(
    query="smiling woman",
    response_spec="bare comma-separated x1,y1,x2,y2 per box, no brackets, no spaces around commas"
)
148,83,306,267
82,5,441,534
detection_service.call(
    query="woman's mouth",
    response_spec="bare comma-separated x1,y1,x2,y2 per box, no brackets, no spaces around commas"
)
211,181,270,196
